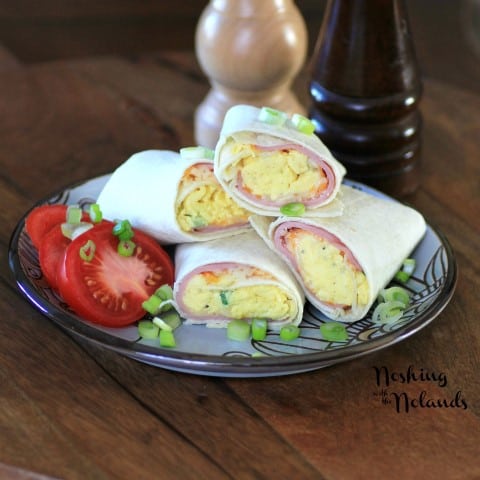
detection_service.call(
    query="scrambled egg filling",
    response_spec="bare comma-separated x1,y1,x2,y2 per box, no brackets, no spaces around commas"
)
182,267,295,320
285,229,369,308
225,143,327,202
176,164,250,232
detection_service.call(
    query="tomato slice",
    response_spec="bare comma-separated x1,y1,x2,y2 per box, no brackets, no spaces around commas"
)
57,222,174,327
25,204,90,250
38,225,71,290
25,205,70,249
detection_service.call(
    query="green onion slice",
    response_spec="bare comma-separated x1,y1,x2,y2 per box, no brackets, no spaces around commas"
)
160,311,182,330
280,202,306,217
154,284,173,301
152,316,173,332
395,258,416,282
220,290,231,306
378,286,410,308
142,295,163,315
279,325,300,341
291,113,315,135
251,352,266,358
66,205,83,224
227,319,251,342
138,320,160,339
258,106,288,126
372,301,405,324
89,203,103,223
79,239,96,262
320,322,348,342
180,146,214,160
394,270,410,283
159,329,176,348
251,318,268,341
117,239,136,257
112,219,134,241
61,221,93,240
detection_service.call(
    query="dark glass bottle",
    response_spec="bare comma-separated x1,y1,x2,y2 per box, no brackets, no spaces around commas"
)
309,0,422,196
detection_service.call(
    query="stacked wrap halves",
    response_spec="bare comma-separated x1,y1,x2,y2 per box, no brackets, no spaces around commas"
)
96,105,426,328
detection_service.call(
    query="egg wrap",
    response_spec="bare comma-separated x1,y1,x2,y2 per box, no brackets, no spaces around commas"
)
214,104,347,217
250,185,427,322
96,150,252,244
173,231,305,329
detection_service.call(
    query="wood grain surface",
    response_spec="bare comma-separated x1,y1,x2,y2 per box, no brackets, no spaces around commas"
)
0,3,479,479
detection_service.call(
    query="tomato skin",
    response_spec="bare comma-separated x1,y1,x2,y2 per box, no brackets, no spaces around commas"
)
38,225,71,290
25,205,70,249
57,222,174,327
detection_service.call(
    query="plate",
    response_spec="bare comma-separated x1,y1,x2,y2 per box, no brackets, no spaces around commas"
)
8,175,457,377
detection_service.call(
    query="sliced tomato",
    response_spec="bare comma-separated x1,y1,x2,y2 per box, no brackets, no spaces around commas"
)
25,205,70,249
57,221,174,327
38,225,71,290
25,204,90,249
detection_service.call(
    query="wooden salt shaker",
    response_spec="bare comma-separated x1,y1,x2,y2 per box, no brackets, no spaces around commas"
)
309,0,423,196
194,0,308,148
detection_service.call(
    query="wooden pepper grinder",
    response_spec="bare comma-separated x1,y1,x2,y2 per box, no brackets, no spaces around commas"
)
195,0,308,148
309,0,423,196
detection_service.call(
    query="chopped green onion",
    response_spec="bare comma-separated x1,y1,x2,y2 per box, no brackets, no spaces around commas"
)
112,219,134,241
220,290,230,306
159,311,182,330
138,320,160,339
142,295,163,315
227,319,251,342
154,284,174,301
378,286,410,308
152,284,174,312
251,318,267,341
89,203,103,223
251,352,266,358
180,146,215,160
159,329,176,348
395,258,416,283
117,239,136,257
320,322,348,342
258,106,288,126
66,205,83,224
372,301,405,324
152,316,173,332
79,239,96,262
394,270,410,283
279,325,300,341
280,202,306,216
291,113,315,135
61,221,93,240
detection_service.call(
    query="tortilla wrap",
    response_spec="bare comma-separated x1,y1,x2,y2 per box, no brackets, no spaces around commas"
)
96,150,252,244
173,231,305,329
250,185,427,322
214,104,346,217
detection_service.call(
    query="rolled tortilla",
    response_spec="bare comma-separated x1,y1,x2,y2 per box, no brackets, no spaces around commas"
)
251,185,427,322
96,150,252,244
173,231,305,329
214,105,347,217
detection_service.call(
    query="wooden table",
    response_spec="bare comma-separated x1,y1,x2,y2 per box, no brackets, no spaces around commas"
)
1,48,479,480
